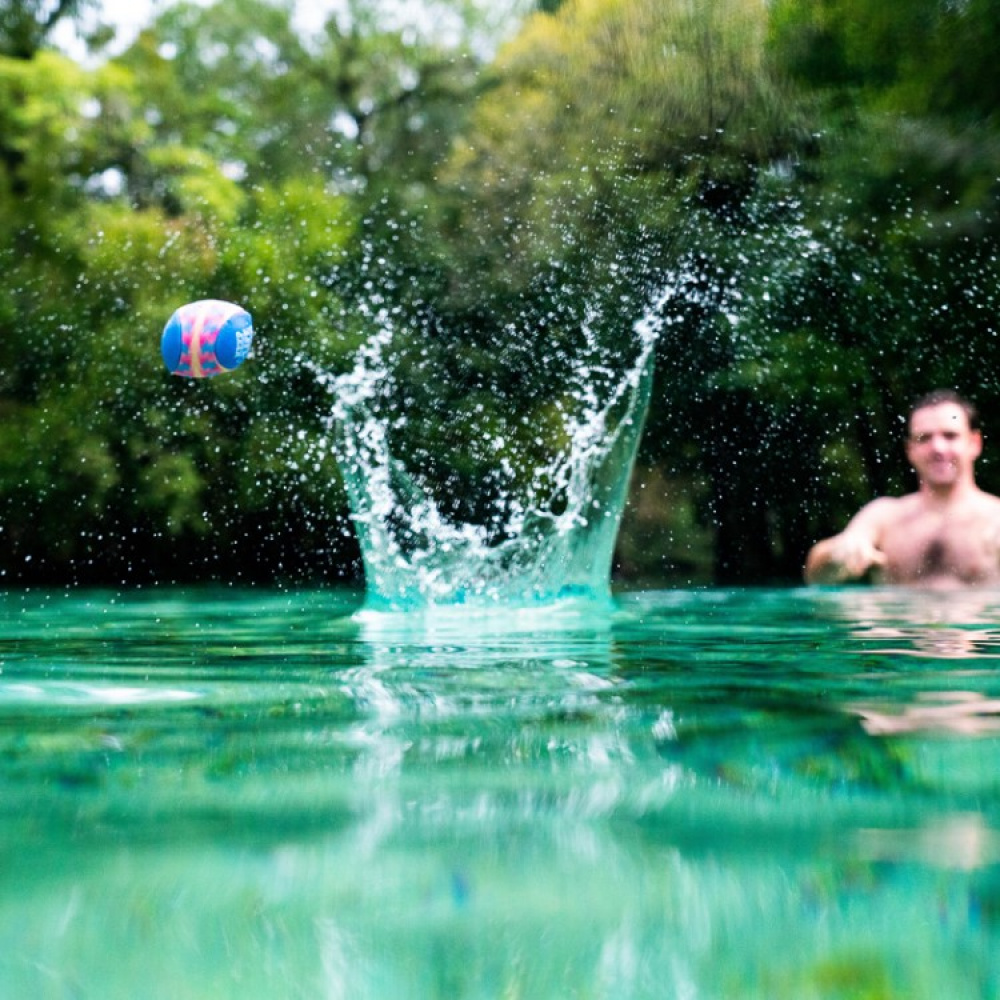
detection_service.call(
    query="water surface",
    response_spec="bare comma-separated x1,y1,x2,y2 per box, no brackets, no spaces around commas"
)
1,586,999,998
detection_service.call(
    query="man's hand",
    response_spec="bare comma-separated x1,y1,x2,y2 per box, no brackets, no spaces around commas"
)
823,532,887,581
805,530,887,584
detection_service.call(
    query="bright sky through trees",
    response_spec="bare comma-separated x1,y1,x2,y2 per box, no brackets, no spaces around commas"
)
53,0,528,59
53,0,329,55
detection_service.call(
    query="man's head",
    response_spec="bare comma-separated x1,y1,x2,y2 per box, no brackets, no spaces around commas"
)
905,390,982,491
907,390,980,434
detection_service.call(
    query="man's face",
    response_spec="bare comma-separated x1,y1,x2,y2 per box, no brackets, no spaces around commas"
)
905,402,982,488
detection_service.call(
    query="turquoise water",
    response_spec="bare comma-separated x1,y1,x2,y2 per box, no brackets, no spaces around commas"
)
1,585,999,999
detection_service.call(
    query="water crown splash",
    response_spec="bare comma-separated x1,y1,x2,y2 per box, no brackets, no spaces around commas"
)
313,286,672,610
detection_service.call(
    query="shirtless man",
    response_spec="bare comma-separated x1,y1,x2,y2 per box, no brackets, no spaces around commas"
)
804,390,1000,587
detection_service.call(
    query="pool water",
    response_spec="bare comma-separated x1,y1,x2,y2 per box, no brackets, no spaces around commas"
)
1,586,999,998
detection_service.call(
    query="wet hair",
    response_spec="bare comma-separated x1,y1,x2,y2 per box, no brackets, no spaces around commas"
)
907,389,980,433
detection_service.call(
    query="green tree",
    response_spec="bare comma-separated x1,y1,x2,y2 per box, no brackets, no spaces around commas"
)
435,0,805,292
754,0,1000,550
771,0,1000,124
0,0,99,59
0,14,362,584
412,0,820,581
0,0,519,586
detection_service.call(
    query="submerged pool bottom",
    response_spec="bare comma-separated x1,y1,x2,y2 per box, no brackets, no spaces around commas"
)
1,586,998,998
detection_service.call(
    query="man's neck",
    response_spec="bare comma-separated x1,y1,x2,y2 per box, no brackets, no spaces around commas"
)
919,477,978,507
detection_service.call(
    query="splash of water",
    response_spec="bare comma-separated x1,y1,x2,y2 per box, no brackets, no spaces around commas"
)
312,290,668,610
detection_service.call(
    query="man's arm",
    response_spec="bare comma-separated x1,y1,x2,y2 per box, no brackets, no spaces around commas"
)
804,500,892,584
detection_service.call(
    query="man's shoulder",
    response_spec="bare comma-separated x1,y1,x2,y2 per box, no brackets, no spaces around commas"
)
848,494,907,535
972,488,1000,515
858,494,908,518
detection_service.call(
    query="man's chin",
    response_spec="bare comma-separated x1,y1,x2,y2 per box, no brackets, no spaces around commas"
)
924,470,958,487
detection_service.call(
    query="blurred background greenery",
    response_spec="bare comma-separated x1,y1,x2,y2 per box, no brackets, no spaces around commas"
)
3,0,1000,588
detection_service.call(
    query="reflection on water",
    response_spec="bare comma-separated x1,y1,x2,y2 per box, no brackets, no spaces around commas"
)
815,586,1000,656
854,691,1000,736
858,811,1000,871
0,587,999,998
813,587,1000,738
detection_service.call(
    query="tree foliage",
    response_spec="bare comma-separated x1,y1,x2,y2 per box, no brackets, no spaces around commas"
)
0,0,491,584
419,0,1000,580
3,0,1000,586
0,0,99,59
422,0,822,579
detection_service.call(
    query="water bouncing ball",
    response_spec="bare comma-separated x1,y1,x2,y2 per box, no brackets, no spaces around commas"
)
161,299,254,378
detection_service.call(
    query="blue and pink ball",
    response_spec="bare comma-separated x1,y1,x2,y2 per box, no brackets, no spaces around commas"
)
161,299,254,378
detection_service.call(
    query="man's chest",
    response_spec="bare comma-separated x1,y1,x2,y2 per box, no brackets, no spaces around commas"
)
880,511,1000,583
